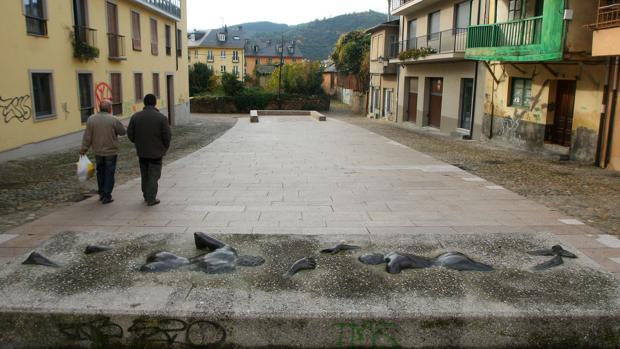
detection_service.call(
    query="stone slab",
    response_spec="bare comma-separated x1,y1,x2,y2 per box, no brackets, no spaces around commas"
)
1,231,619,348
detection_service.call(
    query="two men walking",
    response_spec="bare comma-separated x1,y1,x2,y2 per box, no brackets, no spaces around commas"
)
80,94,171,206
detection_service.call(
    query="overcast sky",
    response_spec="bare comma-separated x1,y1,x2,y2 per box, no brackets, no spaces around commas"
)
186,0,389,31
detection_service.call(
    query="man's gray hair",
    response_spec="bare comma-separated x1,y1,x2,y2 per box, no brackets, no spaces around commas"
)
99,99,113,113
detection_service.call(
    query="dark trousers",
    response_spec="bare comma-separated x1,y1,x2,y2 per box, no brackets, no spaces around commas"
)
139,157,163,203
95,155,117,200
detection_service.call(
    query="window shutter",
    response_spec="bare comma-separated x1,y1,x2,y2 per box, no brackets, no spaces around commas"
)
150,18,158,55
132,12,141,51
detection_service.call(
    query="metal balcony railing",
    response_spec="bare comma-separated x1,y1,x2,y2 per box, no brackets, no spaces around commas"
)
467,16,542,48
136,0,181,19
74,26,97,48
590,3,620,29
391,0,414,11
107,33,126,59
399,28,468,56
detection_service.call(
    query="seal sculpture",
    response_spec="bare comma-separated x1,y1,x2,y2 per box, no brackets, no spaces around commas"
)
22,252,61,268
320,242,361,254
194,232,226,251
196,245,238,274
140,251,190,273
383,251,493,274
84,245,112,254
432,252,494,272
385,252,432,274
358,253,386,265
284,257,316,277
528,245,577,271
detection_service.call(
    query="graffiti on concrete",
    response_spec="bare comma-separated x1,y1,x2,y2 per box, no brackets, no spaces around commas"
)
334,320,401,348
58,317,123,342
128,318,227,348
94,82,113,112
0,95,32,123
58,317,226,348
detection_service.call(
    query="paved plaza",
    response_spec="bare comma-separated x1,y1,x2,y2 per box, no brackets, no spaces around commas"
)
1,114,619,278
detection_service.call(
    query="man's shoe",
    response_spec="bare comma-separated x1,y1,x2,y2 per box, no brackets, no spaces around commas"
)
147,199,160,206
102,197,114,204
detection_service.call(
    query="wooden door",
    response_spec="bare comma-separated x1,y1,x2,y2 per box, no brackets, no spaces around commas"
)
428,78,443,128
407,93,418,123
551,80,576,147
166,75,174,125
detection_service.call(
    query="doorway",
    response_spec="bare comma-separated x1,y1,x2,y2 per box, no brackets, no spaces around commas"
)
166,75,175,125
428,78,443,128
549,80,576,147
406,77,418,123
459,78,474,130
73,0,88,28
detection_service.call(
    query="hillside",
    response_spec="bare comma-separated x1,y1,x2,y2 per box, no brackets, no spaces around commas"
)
231,11,387,60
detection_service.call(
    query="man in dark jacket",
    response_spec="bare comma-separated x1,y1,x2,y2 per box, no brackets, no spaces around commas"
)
127,94,172,206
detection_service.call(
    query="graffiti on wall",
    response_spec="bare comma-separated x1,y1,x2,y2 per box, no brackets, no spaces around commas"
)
334,320,401,348
0,95,32,123
58,316,226,348
94,82,113,112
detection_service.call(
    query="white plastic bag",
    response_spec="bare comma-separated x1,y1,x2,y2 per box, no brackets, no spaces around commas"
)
77,155,95,182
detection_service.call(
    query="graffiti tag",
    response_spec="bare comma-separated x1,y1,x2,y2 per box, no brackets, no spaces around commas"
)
58,317,123,343
0,95,32,123
334,320,401,348
94,82,113,112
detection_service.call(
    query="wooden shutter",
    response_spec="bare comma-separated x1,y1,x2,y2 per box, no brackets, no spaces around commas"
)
110,73,122,115
134,73,143,102
131,11,141,51
150,18,158,55
165,25,171,56
153,73,160,98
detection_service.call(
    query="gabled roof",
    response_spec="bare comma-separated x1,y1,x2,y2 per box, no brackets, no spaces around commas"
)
188,26,246,49
245,40,304,58
366,19,400,34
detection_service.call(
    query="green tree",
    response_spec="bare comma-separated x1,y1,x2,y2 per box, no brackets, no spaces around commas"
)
221,72,245,96
266,61,324,95
188,62,215,96
331,30,370,92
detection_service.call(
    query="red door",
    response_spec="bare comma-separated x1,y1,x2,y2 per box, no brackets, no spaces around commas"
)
428,78,443,128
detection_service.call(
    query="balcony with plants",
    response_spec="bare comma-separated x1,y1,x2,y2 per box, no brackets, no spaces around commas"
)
465,0,565,62
72,26,99,61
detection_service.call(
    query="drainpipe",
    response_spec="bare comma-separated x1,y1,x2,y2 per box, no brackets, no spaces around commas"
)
466,0,483,140
604,56,620,168
489,63,495,139
596,57,611,167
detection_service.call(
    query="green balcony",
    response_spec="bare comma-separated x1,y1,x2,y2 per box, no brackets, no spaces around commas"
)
465,0,565,62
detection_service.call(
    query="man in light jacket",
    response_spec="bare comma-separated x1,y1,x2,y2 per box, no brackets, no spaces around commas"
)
127,94,172,206
80,99,127,204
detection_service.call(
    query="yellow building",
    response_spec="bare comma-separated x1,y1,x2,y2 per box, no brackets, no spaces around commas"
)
0,0,190,155
188,26,245,80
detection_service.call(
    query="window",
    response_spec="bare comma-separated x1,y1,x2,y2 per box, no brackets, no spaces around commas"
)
455,1,471,30
194,49,198,58
165,24,171,56
24,0,47,36
268,57,273,64
207,64,213,71
508,0,523,20
150,18,158,55
407,19,417,50
232,51,239,62
428,11,440,40
220,50,226,59
176,29,182,57
232,65,239,76
78,73,94,123
207,50,214,61
131,11,141,51
30,72,55,119
134,73,143,102
510,78,532,107
384,89,393,116
110,73,122,115
152,73,160,98
218,33,226,41
220,65,226,73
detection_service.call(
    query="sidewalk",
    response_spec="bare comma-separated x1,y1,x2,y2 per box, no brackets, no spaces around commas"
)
1,114,619,279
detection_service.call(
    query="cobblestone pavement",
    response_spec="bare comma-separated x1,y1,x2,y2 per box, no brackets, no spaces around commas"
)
0,115,237,233
327,103,620,237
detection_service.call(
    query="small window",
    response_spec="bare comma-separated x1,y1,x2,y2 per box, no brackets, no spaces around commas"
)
150,18,158,55
232,65,239,76
508,0,523,20
218,33,226,41
510,78,532,107
134,73,143,102
207,50,214,61
176,29,182,57
207,64,213,71
24,0,47,36
153,73,160,98
220,65,226,73
268,57,273,64
131,11,141,51
31,72,55,119
110,73,122,115
220,50,226,58
165,24,172,56
78,73,94,123
232,51,239,62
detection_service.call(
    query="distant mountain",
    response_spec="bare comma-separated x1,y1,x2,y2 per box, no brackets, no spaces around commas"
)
226,11,387,61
